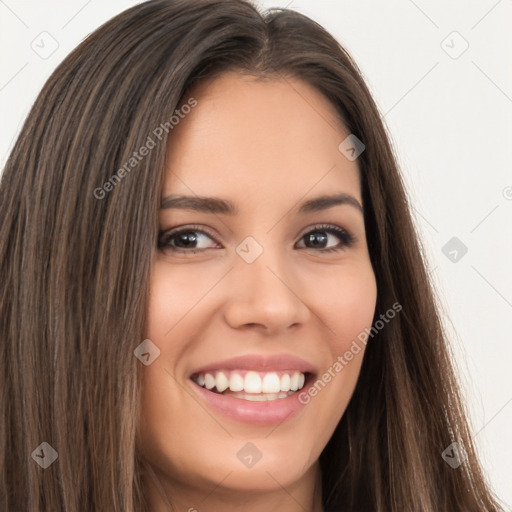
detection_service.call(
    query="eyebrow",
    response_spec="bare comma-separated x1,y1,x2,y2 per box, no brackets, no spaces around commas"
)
160,192,363,215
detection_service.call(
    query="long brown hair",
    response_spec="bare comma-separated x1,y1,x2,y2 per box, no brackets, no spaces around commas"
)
0,0,502,510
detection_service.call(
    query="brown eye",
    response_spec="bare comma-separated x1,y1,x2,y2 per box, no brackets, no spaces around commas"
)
296,225,355,252
158,226,220,252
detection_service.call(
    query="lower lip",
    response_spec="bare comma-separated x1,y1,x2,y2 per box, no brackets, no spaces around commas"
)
188,377,312,425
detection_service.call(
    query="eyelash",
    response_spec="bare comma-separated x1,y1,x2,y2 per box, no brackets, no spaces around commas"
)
158,223,355,254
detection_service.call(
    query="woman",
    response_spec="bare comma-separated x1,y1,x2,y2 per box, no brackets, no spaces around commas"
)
0,0,503,510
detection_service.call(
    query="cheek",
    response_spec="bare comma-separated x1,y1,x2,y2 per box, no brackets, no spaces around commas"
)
335,272,377,351
137,364,215,489
145,262,205,336
304,261,378,348
298,262,377,413
137,267,190,470
144,260,225,358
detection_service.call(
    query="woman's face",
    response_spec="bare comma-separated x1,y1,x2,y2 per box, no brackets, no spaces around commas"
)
138,72,377,506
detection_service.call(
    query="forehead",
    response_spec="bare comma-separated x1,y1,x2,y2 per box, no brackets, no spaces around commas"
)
164,72,361,203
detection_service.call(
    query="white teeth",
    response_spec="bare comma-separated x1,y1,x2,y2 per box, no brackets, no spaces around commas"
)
229,372,244,392
262,373,281,393
290,372,300,391
193,369,308,396
280,373,291,392
244,371,262,393
204,373,215,390
215,371,229,393
234,392,290,401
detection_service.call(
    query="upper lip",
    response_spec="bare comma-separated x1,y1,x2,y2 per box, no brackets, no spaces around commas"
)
189,353,317,377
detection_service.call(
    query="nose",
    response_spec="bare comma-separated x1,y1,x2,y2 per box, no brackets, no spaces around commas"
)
222,248,310,335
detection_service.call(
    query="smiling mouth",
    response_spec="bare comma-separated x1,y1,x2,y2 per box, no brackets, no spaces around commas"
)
190,369,310,401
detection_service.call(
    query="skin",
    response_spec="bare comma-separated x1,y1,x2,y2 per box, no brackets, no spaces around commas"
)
138,72,377,512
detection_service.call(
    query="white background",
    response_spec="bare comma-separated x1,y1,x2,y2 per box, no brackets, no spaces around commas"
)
1,0,511,506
